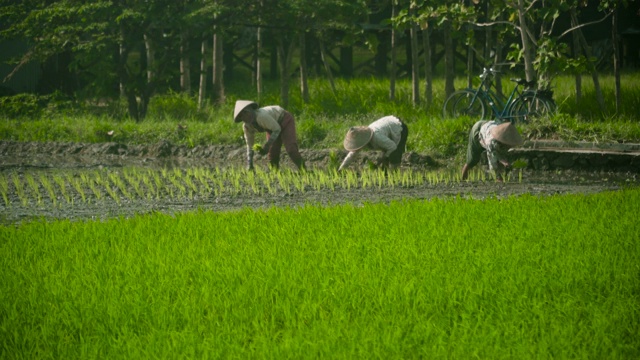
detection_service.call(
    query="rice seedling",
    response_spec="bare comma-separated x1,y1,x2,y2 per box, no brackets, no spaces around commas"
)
25,174,42,205
276,171,292,195
244,169,261,195
39,174,58,206
108,171,133,200
123,168,145,199
183,169,200,198
152,171,164,199
11,173,28,206
139,171,157,199
103,182,120,204
0,175,9,207
65,173,86,203
86,174,103,201
191,168,212,198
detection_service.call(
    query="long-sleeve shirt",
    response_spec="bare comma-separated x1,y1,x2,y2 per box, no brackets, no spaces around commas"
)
339,115,403,170
478,121,510,171
243,106,285,156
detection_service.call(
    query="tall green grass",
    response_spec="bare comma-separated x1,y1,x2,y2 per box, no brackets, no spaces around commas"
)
1,73,639,158
1,189,639,358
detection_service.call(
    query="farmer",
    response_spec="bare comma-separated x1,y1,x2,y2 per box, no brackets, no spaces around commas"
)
233,100,306,171
338,115,408,172
461,120,524,182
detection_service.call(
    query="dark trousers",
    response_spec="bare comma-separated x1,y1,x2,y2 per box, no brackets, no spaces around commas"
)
388,122,409,165
266,111,304,169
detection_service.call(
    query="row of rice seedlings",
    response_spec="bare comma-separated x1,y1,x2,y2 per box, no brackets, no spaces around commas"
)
67,173,86,203
25,174,42,205
123,168,145,199
0,176,9,206
11,174,28,206
0,166,524,209
109,172,133,201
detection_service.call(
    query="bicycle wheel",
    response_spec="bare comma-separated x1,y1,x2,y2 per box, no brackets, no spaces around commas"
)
508,93,552,124
442,90,486,119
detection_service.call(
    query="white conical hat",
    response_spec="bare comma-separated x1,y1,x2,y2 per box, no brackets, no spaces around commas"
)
233,100,258,122
491,122,524,147
343,126,374,151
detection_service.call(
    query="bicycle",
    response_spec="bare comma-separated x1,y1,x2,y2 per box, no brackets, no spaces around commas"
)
442,67,555,124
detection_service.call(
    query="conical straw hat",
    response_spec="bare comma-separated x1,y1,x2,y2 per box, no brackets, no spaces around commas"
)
343,126,374,151
233,100,258,122
491,122,524,147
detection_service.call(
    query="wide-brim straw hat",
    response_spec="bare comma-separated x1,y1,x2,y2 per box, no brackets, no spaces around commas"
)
491,122,524,147
343,126,374,151
233,100,258,122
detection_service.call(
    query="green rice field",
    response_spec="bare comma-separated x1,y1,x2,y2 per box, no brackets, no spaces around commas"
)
1,189,639,358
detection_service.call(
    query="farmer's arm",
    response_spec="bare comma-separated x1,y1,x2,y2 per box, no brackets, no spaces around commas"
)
243,123,255,154
338,151,357,171
256,112,282,141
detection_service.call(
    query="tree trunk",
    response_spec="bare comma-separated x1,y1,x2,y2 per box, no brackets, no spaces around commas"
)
571,9,605,112
410,17,420,106
144,33,155,84
180,29,191,94
516,0,536,82
198,36,208,110
119,23,139,121
493,13,503,98
443,20,455,97
212,28,225,104
612,6,621,113
256,24,263,99
300,32,309,103
277,37,295,108
389,0,397,101
319,40,336,94
422,26,432,107
467,40,474,89
484,2,493,65
572,21,582,104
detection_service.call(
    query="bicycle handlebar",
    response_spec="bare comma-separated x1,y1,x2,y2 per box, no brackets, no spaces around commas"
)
480,67,500,79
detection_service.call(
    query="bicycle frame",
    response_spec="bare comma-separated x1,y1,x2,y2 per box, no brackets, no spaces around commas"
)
463,68,534,122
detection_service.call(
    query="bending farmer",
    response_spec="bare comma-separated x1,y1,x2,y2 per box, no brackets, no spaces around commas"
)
234,100,306,171
338,115,408,172
461,120,524,182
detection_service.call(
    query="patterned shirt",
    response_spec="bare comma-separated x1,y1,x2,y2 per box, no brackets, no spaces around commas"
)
339,116,403,170
479,121,510,171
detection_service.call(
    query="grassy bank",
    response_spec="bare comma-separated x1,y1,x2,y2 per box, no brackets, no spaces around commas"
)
1,73,640,160
1,189,639,358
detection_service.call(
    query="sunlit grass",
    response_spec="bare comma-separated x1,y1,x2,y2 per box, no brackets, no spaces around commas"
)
1,189,638,358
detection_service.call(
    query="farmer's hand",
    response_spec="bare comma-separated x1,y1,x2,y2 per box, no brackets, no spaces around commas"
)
259,140,273,156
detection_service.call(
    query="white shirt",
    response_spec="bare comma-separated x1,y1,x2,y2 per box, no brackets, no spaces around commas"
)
339,116,403,171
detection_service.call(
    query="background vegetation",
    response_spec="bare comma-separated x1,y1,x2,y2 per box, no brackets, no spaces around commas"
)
1,73,639,164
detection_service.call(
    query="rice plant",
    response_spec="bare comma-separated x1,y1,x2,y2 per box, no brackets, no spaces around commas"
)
0,175,9,207
66,173,86,203
11,173,28,206
25,174,42,205
39,174,58,206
